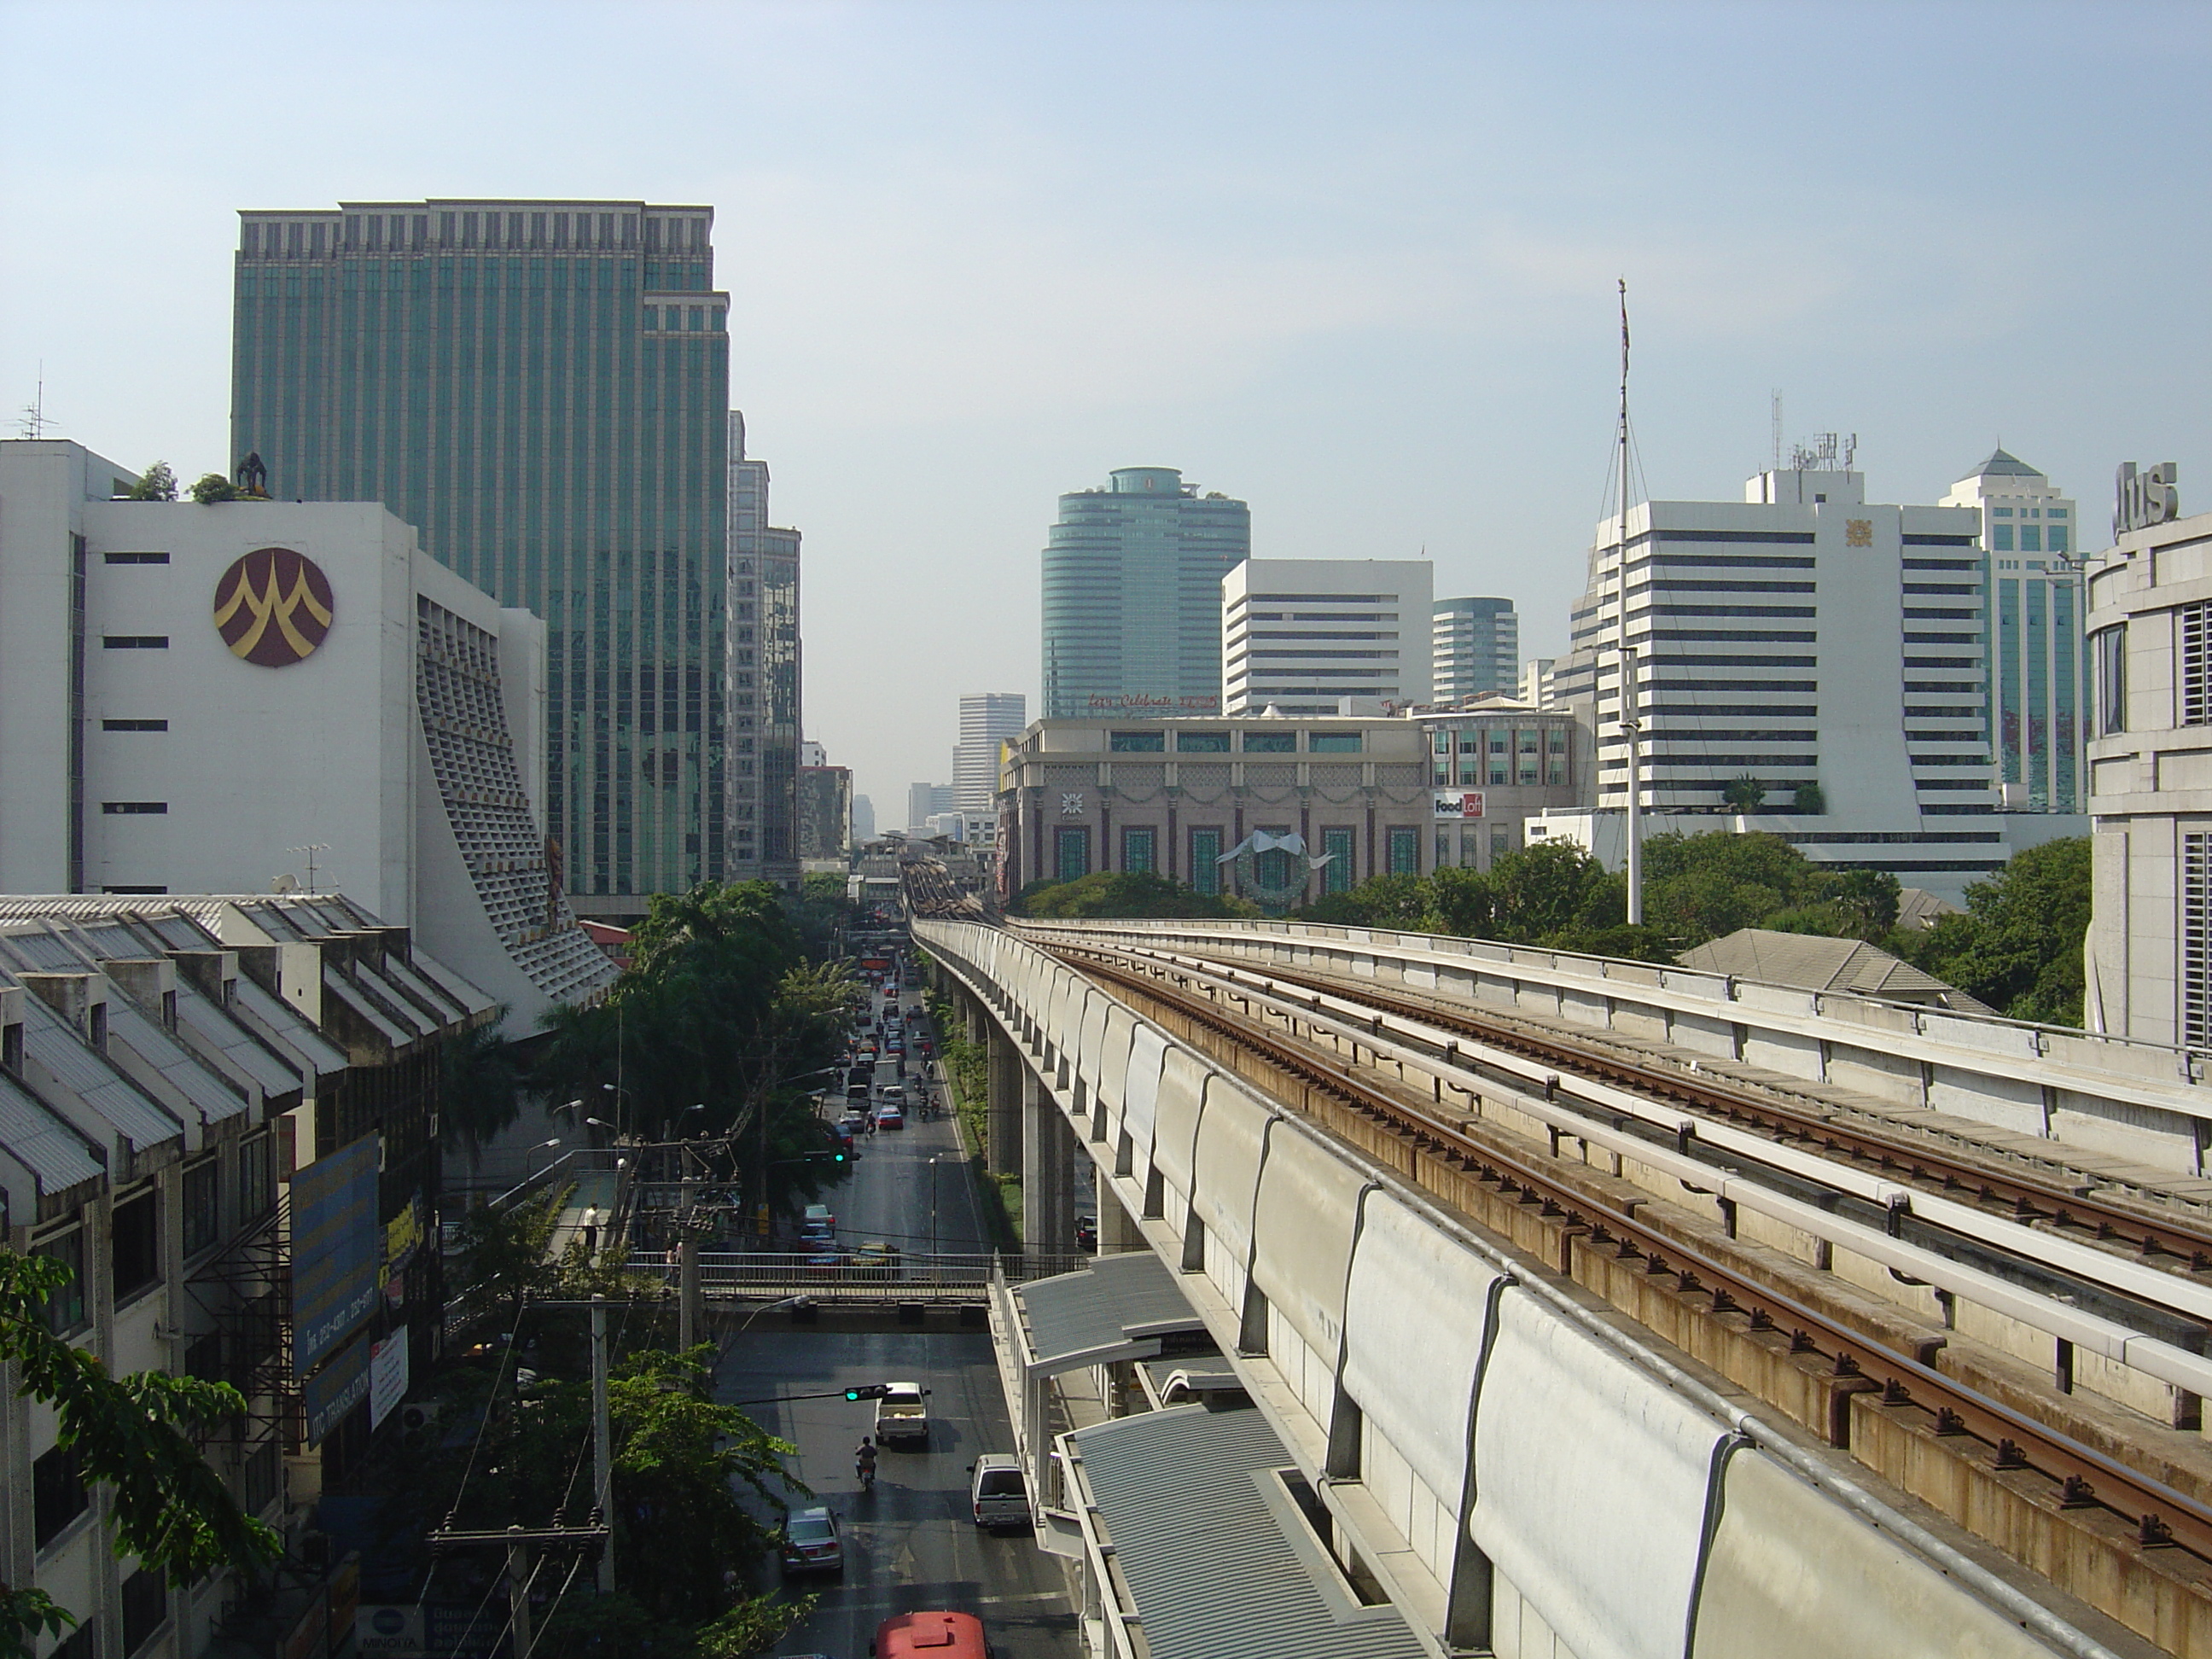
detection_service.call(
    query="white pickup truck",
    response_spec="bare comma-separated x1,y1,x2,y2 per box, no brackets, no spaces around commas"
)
874,1381,931,1447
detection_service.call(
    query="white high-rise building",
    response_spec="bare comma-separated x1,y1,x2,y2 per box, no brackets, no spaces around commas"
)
1223,558,1433,715
1520,657,1558,708
953,692,1027,812
1939,451,2083,814
1432,597,1518,701
1552,448,2081,899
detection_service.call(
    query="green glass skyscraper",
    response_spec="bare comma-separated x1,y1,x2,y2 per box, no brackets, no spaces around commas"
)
231,198,731,910
1041,467,1250,719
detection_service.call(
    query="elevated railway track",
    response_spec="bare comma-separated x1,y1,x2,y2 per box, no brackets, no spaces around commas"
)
1032,929,2212,1621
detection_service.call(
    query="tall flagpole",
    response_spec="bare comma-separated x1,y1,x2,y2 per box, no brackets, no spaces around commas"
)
1617,279,1643,925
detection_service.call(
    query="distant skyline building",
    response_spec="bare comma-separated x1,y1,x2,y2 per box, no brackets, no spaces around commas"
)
1041,467,1249,719
729,412,804,886
851,794,876,842
1940,450,2082,813
953,692,1027,812
1553,450,2080,899
1520,657,1558,707
231,197,735,916
1432,596,1518,701
907,781,958,833
1223,559,1432,715
797,764,852,860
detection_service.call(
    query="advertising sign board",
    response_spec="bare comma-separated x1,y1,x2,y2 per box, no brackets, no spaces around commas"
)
303,1329,373,1445
370,1331,410,1431
1432,790,1487,820
293,1133,382,1375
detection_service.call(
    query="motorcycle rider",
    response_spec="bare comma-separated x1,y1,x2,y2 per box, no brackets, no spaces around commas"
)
855,1435,878,1488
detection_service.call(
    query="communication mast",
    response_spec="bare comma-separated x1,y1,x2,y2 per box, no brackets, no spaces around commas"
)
1615,282,1643,925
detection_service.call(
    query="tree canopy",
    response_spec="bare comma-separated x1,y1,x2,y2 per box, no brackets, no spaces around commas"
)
1014,870,1258,919
1903,837,2091,1024
0,1252,280,1655
125,461,177,501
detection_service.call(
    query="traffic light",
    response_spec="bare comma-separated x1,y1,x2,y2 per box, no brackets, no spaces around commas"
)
842,1383,890,1402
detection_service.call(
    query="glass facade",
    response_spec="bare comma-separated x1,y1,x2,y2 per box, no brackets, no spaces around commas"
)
232,200,731,900
1190,827,1223,894
1041,468,1249,719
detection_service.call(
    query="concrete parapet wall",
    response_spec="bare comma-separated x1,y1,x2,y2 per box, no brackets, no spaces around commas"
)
920,919,2148,1659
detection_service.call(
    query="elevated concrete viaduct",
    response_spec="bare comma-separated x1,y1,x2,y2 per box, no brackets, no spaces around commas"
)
917,918,2167,1659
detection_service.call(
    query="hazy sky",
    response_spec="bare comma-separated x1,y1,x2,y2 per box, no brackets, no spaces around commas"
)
4,1,2208,817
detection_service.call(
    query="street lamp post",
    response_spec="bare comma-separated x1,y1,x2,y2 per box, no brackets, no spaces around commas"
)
525,1138,562,1184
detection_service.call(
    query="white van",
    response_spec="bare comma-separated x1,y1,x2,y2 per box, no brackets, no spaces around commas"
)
969,1455,1029,1530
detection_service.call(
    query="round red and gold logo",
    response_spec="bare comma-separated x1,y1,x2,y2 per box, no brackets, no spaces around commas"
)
212,546,335,667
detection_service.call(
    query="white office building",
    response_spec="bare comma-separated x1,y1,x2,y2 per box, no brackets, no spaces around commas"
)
1940,451,2084,813
1432,597,1517,701
1552,451,2080,899
1223,558,1432,715
953,692,1027,812
1520,657,1558,708
0,439,616,1030
2082,477,2210,1045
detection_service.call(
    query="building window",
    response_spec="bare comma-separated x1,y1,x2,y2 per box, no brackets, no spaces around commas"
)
34,1227,86,1336
102,719,169,731
2188,834,2212,1049
102,551,169,565
2049,526,2069,554
1309,732,1362,754
2182,606,2209,727
33,1445,87,1549
1458,760,1481,786
1190,828,1223,894
102,635,170,649
1055,826,1090,884
1991,526,2013,552
2021,526,2042,553
1432,731,1450,754
1122,828,1156,873
2095,625,2128,735
121,1566,168,1653
182,1157,220,1257
1242,731,1297,753
241,1132,276,1222
1109,730,1166,753
113,1189,159,1301
1388,825,1420,876
1174,731,1230,754
102,801,168,815
1322,828,1354,893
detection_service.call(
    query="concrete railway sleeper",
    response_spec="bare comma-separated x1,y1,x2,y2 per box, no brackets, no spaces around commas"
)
1073,941,2212,1371
1049,945,2212,1598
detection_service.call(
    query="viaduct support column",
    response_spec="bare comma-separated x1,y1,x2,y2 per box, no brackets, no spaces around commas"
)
1022,1074,1079,1256
986,1023,1023,1182
1097,1165,1144,1254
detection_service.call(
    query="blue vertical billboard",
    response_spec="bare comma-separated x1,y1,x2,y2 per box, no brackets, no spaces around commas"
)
293,1133,382,1377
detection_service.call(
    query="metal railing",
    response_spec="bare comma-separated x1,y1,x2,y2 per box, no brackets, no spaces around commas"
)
621,1250,1093,1301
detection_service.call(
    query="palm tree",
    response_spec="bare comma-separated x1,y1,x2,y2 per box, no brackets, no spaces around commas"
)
1721,774,1767,813
439,1008,525,1167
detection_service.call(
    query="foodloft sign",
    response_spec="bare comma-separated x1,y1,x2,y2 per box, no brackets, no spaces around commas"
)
2114,461,2180,539
1433,790,1487,820
213,545,335,666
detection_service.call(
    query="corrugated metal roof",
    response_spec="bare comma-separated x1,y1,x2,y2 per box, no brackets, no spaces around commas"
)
105,999,249,1126
13,989,183,1155
1018,1250,1207,1371
169,978,305,1098
1070,1405,1428,1659
230,976,351,1076
323,969,415,1048
0,927,90,972
0,1074,105,1197
1679,928,1994,1014
399,951,497,1020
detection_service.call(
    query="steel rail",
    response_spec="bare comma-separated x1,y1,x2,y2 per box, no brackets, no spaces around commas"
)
1054,942,2212,1571
1115,942,2212,1340
1068,934,2212,1278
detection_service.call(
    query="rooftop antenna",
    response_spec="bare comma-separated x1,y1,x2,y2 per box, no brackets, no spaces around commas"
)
287,843,329,894
15,362,55,439
1615,279,1643,926
1770,390,1782,475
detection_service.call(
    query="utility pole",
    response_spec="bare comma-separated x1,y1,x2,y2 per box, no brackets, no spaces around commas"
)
1616,278,1644,926
591,1294,614,1593
678,1177,701,1350
506,1526,533,1658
